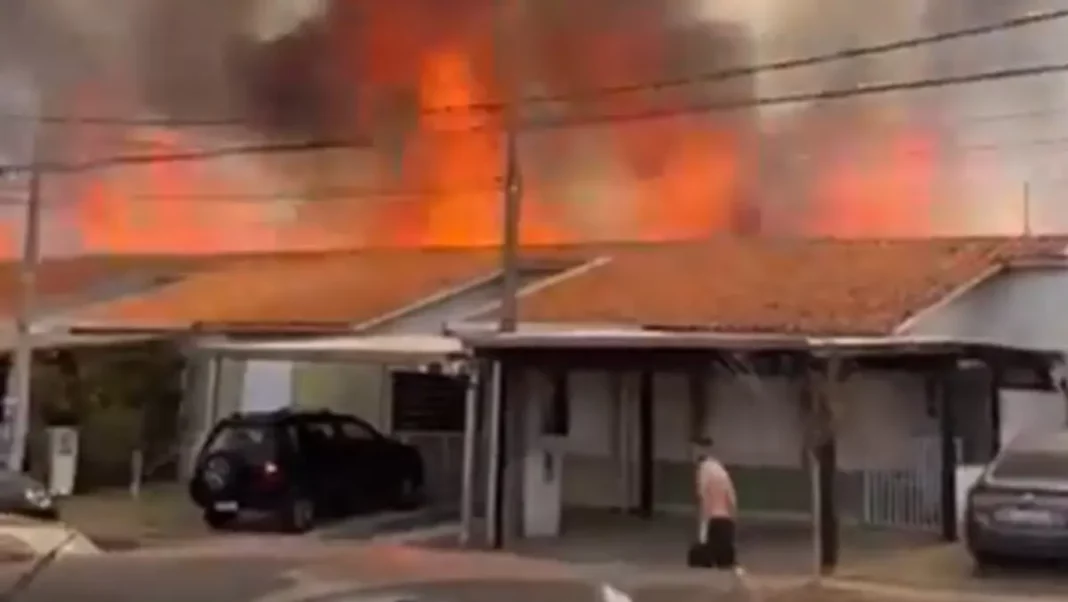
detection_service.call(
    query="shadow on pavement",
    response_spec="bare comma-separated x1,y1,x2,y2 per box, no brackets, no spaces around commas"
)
316,508,459,540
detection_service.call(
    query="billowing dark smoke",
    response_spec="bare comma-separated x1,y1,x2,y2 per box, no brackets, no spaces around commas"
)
3,0,1068,252
193,0,765,237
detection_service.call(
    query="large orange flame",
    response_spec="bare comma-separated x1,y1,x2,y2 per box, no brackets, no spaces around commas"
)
810,126,938,237
35,2,943,257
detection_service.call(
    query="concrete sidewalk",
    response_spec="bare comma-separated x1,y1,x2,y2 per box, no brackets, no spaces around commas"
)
0,515,100,563
57,484,207,549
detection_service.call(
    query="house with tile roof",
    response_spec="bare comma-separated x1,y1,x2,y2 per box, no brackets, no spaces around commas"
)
61,236,1068,553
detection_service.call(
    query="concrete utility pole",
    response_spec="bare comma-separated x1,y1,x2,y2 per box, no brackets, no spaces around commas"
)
8,122,41,472
494,0,523,334
484,0,523,550
498,126,522,332
1022,181,1032,237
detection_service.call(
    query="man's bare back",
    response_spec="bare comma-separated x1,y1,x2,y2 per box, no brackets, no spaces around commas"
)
697,456,737,520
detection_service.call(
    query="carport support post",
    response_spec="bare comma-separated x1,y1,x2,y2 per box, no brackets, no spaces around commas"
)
485,360,508,549
637,370,654,519
988,364,1001,457
938,372,958,542
815,431,838,573
459,362,481,546
808,355,840,576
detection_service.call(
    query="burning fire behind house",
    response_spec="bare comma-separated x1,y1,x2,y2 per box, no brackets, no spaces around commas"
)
0,0,1059,255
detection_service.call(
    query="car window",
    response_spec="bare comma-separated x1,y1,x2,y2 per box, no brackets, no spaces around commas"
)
298,419,338,452
204,424,275,461
990,450,1068,481
303,419,337,439
339,419,376,441
284,425,301,453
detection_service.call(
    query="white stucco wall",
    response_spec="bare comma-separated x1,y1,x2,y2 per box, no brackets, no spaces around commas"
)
177,356,246,478
240,360,293,413
708,372,801,467
835,370,933,470
902,266,1068,439
557,366,932,511
291,361,390,430
999,389,1066,446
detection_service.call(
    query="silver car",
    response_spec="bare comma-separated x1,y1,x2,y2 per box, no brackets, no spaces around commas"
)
966,430,1068,567
0,470,57,520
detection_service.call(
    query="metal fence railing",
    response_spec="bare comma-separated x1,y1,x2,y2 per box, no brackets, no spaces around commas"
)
861,437,961,532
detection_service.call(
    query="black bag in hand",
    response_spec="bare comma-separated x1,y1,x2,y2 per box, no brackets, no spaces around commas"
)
687,541,714,568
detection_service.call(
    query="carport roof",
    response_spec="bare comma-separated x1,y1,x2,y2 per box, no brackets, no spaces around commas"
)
194,334,465,363
460,328,1064,358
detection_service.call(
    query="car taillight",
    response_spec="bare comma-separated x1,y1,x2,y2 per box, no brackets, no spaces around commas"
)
258,462,283,488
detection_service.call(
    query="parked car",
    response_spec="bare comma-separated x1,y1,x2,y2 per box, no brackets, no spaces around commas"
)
188,409,425,533
965,429,1068,567
0,471,58,520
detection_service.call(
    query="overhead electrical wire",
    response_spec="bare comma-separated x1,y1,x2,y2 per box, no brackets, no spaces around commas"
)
1,129,1068,208
0,59,1061,177
442,6,1068,112
1,7,1067,127
0,6,1060,193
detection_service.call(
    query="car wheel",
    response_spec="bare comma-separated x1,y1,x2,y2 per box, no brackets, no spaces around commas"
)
203,509,237,531
281,496,315,534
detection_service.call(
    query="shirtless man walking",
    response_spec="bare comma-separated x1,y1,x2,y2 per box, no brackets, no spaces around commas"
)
694,438,742,573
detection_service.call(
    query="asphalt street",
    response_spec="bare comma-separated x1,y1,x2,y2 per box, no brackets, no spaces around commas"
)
0,536,1053,602
0,537,770,602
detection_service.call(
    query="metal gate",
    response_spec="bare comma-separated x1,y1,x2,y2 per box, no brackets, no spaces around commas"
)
395,431,464,506
861,436,960,532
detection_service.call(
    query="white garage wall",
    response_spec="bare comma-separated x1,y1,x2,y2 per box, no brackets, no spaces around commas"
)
653,374,692,462
835,371,933,471
240,360,294,413
560,371,618,507
565,371,614,456
177,356,246,478
555,367,933,512
708,372,801,467
1000,389,1066,446
900,267,1068,446
291,361,389,430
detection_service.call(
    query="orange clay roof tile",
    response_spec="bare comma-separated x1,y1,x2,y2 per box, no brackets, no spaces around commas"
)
69,237,1068,336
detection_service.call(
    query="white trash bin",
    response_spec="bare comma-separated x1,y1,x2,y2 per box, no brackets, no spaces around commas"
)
46,427,79,496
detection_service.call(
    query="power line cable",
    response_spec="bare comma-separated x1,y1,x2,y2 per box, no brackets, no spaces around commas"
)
3,7,1068,127
0,60,1067,176
455,6,1068,111
0,138,362,175
533,62,1068,128
4,131,1068,208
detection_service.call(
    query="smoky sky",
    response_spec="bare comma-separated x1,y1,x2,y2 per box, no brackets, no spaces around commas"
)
4,0,1068,242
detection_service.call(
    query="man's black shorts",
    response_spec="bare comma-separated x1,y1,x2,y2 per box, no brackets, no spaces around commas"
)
699,517,737,568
